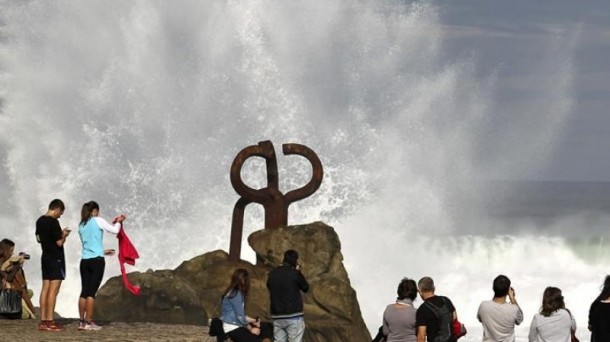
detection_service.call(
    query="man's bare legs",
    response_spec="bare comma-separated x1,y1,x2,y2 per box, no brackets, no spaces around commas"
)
39,279,63,330
44,280,62,321
39,279,50,321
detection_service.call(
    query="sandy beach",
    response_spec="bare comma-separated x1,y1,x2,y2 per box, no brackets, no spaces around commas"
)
0,318,215,342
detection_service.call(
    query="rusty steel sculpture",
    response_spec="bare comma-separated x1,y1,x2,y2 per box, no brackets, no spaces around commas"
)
229,140,323,262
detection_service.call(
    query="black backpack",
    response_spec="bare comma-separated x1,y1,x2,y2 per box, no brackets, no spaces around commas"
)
424,297,453,342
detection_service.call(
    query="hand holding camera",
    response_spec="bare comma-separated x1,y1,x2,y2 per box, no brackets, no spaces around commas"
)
10,252,29,265
62,227,71,238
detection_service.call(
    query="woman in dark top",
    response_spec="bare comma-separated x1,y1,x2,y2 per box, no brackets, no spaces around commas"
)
589,275,610,341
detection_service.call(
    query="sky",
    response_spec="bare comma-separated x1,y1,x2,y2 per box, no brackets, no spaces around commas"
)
432,0,610,182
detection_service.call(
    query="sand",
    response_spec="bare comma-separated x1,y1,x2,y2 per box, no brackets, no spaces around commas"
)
0,318,216,342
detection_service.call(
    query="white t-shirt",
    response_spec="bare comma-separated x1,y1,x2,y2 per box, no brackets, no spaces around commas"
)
477,300,524,342
528,309,576,342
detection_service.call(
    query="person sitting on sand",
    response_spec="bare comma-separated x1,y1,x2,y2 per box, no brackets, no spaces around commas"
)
221,268,273,342
0,238,36,319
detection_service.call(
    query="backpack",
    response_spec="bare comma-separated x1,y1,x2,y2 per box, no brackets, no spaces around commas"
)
424,297,454,342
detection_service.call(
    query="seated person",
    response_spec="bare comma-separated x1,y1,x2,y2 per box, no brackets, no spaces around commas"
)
221,268,273,342
0,238,36,319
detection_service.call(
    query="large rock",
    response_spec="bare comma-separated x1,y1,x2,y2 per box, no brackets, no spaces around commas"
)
95,222,371,342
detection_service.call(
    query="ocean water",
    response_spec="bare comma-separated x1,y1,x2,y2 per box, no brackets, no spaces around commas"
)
0,1,604,341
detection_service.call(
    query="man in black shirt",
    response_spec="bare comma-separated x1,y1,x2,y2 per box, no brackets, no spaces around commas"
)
35,199,70,331
267,250,309,342
416,276,457,342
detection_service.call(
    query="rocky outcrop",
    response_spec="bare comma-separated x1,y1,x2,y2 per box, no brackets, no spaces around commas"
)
95,222,371,342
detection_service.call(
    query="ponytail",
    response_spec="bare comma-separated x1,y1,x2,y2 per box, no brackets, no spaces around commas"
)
80,201,100,226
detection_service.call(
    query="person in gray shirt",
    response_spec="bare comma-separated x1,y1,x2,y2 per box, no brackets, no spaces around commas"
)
477,275,524,342
528,286,576,342
382,277,418,342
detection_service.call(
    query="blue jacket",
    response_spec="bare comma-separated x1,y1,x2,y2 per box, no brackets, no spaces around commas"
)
220,290,248,326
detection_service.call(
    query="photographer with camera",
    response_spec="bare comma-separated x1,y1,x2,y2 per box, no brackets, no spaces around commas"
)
477,275,523,342
0,238,36,319
267,250,309,342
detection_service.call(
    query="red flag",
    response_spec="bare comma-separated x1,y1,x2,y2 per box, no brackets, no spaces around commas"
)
114,215,141,295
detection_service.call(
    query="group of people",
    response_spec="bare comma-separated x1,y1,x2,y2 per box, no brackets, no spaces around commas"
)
218,249,309,342
4,198,610,342
1,198,125,332
374,274,610,342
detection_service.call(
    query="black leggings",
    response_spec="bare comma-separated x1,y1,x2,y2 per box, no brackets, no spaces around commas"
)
79,257,105,298
226,322,273,342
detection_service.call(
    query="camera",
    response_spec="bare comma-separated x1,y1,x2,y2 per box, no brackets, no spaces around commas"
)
19,252,30,260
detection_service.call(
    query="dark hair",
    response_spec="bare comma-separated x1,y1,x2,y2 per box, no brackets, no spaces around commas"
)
223,268,250,299
540,287,565,317
0,238,15,264
397,278,418,301
418,276,435,293
283,250,299,268
595,275,610,302
493,275,511,298
48,199,65,211
80,201,100,226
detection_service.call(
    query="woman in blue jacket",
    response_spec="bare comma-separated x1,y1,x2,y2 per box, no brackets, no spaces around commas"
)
221,268,273,342
77,201,124,331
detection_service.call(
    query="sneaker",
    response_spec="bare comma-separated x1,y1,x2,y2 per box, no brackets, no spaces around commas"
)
38,321,63,331
78,320,87,330
82,321,102,331
38,321,51,331
47,321,65,331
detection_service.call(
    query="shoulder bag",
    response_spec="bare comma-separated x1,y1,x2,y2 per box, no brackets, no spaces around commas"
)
0,279,22,317
566,309,579,342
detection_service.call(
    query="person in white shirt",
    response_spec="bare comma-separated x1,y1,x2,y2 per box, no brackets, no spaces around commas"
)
477,274,524,342
528,286,576,342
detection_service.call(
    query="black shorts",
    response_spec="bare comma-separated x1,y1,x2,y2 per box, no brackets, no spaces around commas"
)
80,257,106,298
41,254,66,280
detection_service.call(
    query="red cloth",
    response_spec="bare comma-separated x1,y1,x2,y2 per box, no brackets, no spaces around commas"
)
115,217,141,296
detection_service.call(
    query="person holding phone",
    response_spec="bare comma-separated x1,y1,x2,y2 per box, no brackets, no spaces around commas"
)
77,201,123,331
267,250,309,342
35,199,69,331
477,275,523,342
